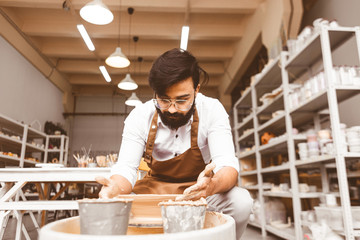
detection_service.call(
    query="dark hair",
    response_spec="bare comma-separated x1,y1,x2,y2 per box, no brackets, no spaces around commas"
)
148,48,209,96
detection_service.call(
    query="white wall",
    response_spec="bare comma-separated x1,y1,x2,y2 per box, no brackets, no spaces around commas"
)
0,36,65,131
302,0,360,127
302,0,360,28
71,115,124,158
69,94,151,166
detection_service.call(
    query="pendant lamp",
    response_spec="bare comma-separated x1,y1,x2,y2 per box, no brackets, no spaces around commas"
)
118,73,138,90
118,8,137,90
105,47,130,68
125,92,142,107
105,0,130,68
80,0,113,25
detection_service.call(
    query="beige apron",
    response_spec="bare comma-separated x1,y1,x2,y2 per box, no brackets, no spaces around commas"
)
132,109,206,194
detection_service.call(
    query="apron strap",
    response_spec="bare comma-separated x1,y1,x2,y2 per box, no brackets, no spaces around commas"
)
190,109,199,148
143,111,158,165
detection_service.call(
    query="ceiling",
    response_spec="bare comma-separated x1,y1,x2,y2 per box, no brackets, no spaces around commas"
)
0,0,266,103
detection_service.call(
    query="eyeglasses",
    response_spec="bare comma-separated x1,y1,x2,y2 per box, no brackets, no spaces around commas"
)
153,95,193,111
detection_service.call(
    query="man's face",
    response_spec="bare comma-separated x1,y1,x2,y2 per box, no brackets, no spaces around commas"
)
155,77,199,130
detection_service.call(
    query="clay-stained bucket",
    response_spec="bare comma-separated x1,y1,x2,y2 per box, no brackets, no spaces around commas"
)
77,198,133,235
159,199,207,233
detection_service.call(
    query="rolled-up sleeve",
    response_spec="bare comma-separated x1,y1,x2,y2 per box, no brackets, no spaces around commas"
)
111,106,147,187
206,101,239,174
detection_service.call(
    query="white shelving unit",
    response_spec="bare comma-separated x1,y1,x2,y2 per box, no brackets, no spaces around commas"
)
44,135,69,165
283,25,360,240
0,113,69,167
233,25,360,240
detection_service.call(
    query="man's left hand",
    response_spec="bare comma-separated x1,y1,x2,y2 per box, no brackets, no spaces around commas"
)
176,163,216,201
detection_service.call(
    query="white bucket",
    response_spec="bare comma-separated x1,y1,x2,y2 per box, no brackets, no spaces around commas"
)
39,211,236,240
159,200,207,233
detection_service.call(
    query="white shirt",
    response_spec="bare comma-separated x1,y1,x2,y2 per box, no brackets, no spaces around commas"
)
111,93,239,187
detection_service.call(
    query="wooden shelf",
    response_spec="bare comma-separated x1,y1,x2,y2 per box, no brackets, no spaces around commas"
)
0,154,36,166
243,185,259,190
0,114,24,135
261,162,290,173
0,134,22,151
263,191,292,198
248,221,262,229
258,113,286,134
285,27,355,80
256,92,284,116
240,170,257,176
238,130,255,142
234,86,252,109
265,224,296,240
254,56,282,89
235,114,254,131
290,87,360,127
25,143,45,152
298,192,323,198
239,149,256,160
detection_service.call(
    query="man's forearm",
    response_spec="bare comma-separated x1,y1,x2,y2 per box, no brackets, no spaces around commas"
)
210,167,238,195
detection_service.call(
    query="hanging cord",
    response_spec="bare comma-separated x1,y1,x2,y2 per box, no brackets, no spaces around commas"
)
117,0,122,47
133,36,139,75
127,7,134,73
138,56,143,75
184,0,190,25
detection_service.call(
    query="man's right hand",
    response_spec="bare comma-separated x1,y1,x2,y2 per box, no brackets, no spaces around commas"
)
95,176,124,199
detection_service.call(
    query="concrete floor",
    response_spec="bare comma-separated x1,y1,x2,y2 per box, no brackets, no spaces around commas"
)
2,213,281,240
242,226,281,240
3,214,38,240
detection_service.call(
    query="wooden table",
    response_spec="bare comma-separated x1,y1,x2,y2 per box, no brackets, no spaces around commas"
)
0,168,111,240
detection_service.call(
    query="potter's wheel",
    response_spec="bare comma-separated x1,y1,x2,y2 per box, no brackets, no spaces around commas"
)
39,194,236,239
39,212,236,239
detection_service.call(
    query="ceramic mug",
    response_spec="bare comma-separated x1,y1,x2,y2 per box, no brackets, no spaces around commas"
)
279,183,289,192
299,183,309,193
325,194,337,206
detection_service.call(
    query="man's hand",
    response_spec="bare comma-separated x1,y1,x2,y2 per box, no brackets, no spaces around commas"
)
176,163,216,201
95,175,132,199
96,176,120,199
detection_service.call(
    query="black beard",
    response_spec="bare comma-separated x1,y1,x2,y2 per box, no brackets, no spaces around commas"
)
157,102,195,130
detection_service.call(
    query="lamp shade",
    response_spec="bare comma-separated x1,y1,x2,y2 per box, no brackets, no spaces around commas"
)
106,47,130,68
80,0,114,25
125,92,142,107
118,73,138,90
